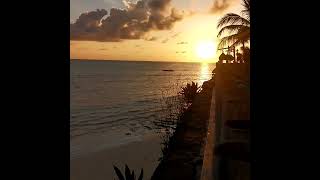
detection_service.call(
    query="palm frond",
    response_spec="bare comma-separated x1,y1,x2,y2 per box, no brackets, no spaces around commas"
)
217,13,250,29
217,25,248,38
217,28,250,49
230,39,247,49
217,33,238,49
131,171,135,180
241,0,250,20
217,0,250,50
113,166,125,180
138,169,143,180
236,28,250,41
242,0,250,12
125,165,131,179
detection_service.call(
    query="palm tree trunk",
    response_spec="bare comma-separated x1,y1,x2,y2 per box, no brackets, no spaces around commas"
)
242,42,245,63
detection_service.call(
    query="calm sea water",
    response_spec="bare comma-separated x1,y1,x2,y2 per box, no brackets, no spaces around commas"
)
70,60,215,158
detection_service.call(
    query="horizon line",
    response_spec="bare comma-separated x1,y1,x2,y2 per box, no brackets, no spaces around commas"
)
70,58,216,64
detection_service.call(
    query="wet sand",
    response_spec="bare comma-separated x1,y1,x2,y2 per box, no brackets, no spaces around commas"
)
71,134,163,180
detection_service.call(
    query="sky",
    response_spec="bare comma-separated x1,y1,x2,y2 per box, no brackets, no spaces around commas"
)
70,0,243,63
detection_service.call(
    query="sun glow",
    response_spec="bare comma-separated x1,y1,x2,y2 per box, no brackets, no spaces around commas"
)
198,63,211,85
71,14,222,62
196,41,216,60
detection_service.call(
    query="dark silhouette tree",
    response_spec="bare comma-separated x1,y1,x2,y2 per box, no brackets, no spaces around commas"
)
179,82,201,104
217,0,250,51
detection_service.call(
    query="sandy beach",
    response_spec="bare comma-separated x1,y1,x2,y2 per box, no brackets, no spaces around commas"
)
71,133,163,180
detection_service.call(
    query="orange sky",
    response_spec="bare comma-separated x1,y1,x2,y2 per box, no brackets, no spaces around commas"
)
70,0,242,63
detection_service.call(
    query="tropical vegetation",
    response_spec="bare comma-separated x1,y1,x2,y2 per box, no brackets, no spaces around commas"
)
179,82,201,103
113,165,143,180
217,0,250,51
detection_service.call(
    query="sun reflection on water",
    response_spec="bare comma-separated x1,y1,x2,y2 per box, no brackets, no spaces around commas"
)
198,63,211,86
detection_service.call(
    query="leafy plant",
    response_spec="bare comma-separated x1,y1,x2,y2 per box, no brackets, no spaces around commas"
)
113,164,143,180
217,0,250,51
179,82,201,103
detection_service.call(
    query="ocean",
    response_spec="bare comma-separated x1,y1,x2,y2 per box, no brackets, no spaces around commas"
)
70,60,215,159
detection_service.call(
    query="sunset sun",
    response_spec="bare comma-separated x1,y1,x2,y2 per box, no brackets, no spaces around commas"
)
196,41,216,60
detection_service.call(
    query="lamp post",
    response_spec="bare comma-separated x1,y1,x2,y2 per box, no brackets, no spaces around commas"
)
233,46,235,63
236,49,239,63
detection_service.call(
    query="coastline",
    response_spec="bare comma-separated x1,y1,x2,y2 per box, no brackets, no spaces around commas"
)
151,78,215,180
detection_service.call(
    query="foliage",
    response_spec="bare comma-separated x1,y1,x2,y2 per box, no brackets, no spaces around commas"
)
179,82,201,103
113,164,143,180
242,47,250,62
150,82,186,161
217,0,250,49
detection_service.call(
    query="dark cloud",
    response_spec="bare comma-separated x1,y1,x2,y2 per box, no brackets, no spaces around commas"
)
161,38,169,43
70,0,184,41
148,0,171,11
210,0,236,14
70,9,108,40
146,36,158,41
177,41,188,45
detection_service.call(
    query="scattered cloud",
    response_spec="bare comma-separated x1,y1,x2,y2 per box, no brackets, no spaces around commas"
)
145,36,158,41
210,0,236,14
70,0,185,42
161,38,169,43
177,41,188,45
171,32,181,38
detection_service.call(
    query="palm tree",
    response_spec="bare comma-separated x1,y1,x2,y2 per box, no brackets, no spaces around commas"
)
217,0,250,51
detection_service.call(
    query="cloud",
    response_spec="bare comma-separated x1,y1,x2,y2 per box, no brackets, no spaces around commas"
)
171,32,181,38
177,41,188,44
210,0,236,14
70,0,184,41
145,36,158,41
70,9,108,40
148,0,171,11
161,38,169,43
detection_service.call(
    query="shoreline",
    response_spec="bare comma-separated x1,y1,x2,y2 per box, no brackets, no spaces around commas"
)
71,133,163,180
151,78,215,180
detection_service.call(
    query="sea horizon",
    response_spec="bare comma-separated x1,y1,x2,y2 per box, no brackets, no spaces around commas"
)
70,58,217,64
